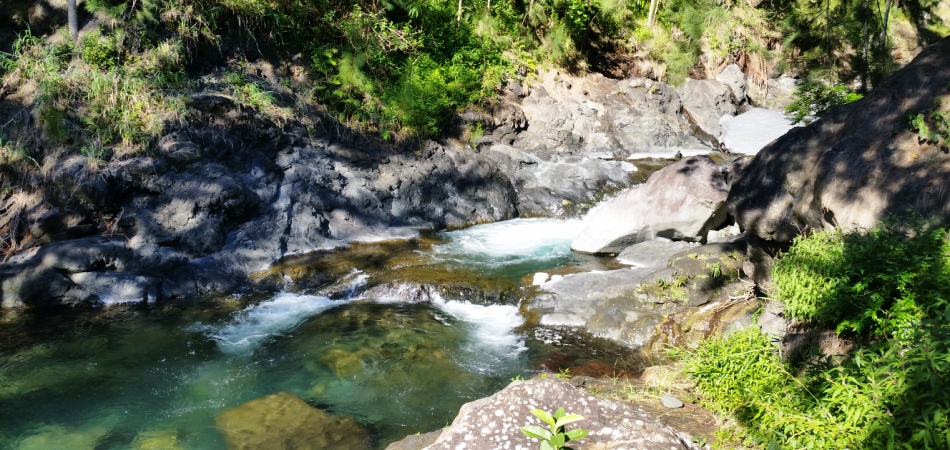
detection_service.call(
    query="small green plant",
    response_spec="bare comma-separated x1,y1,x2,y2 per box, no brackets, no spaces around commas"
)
785,81,863,124
80,31,118,69
520,407,589,450
907,97,950,146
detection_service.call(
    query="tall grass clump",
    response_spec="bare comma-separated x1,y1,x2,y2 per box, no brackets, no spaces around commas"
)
681,222,950,449
1,27,188,157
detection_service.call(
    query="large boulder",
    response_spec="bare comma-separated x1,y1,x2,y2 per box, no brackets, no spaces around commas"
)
729,36,950,247
679,79,737,142
214,391,371,450
477,70,714,216
1,116,519,307
571,156,729,254
485,144,636,216
716,64,748,105
423,377,701,450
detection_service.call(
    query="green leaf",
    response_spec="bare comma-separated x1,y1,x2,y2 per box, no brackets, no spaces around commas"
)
540,441,555,450
530,408,556,427
521,425,553,440
550,432,566,447
565,429,589,440
553,406,566,420
554,413,586,428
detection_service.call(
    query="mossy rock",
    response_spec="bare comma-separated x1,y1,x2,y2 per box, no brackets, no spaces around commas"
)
215,392,371,450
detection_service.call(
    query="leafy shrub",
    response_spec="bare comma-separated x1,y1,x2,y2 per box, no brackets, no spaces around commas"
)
80,32,118,69
907,91,950,146
683,223,950,449
785,81,863,124
772,222,950,340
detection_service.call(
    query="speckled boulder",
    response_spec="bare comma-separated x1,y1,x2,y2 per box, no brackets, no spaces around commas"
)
423,377,700,450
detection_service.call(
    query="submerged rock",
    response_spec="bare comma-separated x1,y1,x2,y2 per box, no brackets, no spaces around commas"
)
571,156,729,254
422,377,701,450
215,391,371,450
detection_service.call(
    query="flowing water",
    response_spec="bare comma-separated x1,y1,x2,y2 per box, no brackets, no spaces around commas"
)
0,219,643,450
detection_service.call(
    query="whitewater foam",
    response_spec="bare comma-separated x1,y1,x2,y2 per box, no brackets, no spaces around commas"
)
208,293,343,354
431,218,584,270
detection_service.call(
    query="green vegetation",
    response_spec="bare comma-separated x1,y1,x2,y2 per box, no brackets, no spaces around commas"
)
907,84,950,146
785,81,864,124
521,407,589,450
681,223,950,449
1,0,945,155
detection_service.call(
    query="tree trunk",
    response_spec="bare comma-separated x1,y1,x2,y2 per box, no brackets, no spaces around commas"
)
647,0,659,27
457,0,463,24
880,0,892,52
68,0,78,40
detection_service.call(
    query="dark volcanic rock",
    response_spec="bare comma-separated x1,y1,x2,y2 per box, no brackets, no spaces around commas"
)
729,37,950,247
1,108,518,307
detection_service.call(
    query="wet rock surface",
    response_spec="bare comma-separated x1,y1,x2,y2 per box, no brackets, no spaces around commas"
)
1,114,517,307
531,238,752,349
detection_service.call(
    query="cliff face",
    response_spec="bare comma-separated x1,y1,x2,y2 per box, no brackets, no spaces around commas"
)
728,36,950,281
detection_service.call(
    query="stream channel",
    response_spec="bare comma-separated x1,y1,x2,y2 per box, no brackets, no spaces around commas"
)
0,218,649,450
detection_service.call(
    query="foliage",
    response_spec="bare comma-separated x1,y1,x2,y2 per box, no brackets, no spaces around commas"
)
224,70,290,123
1,27,188,155
651,0,778,84
683,223,950,449
520,407,589,450
772,222,950,340
785,81,863,124
906,90,950,146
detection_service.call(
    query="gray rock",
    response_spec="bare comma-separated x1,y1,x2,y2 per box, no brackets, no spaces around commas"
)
531,267,670,327
2,124,521,308
680,79,737,142
719,108,798,155
716,64,747,104
384,431,441,450
662,394,685,409
424,377,701,450
571,156,729,254
748,75,798,110
486,144,635,216
616,240,699,268
509,71,709,158
68,272,160,305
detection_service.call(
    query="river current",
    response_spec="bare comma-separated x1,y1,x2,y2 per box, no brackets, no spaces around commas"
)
0,218,643,449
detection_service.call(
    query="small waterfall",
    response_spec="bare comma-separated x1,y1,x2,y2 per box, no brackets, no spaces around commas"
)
203,270,371,354
431,218,585,274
